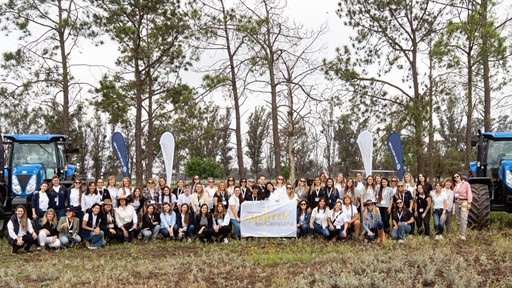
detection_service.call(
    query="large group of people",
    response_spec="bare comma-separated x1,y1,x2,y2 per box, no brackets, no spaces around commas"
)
7,171,473,253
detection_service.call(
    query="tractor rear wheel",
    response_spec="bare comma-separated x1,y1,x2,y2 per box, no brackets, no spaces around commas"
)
468,183,491,230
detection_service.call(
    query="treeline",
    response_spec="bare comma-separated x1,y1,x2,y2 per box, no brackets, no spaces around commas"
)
0,0,511,185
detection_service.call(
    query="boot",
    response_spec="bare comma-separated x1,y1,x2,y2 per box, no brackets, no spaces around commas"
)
376,229,385,244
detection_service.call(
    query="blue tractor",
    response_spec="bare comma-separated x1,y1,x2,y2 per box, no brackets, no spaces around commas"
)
0,134,78,232
469,131,512,229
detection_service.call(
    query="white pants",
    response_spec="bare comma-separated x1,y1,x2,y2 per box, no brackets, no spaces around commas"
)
38,231,61,248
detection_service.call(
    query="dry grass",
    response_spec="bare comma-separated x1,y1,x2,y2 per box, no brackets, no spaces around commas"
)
1,227,511,287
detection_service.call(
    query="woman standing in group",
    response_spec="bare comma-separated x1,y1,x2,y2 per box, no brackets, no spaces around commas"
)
100,199,123,244
159,203,176,240
31,182,51,222
229,186,242,239
190,176,201,194
81,203,104,249
81,182,101,214
361,175,376,209
160,186,177,213
115,195,138,243
275,176,287,197
361,200,384,242
213,202,231,243
213,181,230,210
344,179,355,204
430,182,448,240
106,176,119,208
127,187,145,217
119,177,132,197
67,179,83,221
58,208,81,248
239,178,249,204
172,179,185,199
281,184,298,202
342,195,360,239
453,173,472,240
335,174,346,198
320,172,328,187
140,204,161,242
196,204,214,243
418,173,433,194
205,178,217,211
7,205,38,253
37,208,61,251
191,183,209,215
295,177,309,203
324,178,340,209
403,172,416,195
414,184,432,238
442,178,455,234
226,176,236,195
266,182,280,202
309,177,325,209
309,198,330,239
376,178,393,234
297,200,310,238
143,179,160,208
175,203,195,242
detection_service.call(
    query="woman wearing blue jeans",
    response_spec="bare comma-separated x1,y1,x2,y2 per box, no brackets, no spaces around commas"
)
229,186,242,239
391,198,414,243
430,182,448,240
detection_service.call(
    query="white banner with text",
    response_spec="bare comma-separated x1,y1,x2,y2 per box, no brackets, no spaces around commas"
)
240,200,297,237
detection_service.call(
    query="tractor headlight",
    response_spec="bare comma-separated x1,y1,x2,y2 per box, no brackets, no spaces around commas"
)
26,175,37,194
12,177,21,194
506,170,512,188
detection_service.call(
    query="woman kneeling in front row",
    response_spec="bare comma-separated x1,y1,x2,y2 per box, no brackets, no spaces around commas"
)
81,203,105,249
58,208,81,248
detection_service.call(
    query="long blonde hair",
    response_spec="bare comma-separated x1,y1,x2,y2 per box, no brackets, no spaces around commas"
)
15,205,29,232
40,208,58,227
364,205,380,227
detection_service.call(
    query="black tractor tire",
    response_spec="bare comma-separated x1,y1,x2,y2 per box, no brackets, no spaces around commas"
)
468,183,491,230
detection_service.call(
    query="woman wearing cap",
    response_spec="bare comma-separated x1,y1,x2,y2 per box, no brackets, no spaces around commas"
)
229,186,242,239
391,198,414,243
376,178,394,234
31,182,51,222
141,204,161,241
81,203,104,249
37,208,61,251
115,194,138,242
196,204,214,243
100,199,124,244
327,200,349,241
159,203,176,240
297,200,311,238
453,173,472,240
430,182,448,240
246,185,261,202
213,202,231,243
57,208,81,248
342,195,360,239
308,198,330,239
7,205,38,253
361,200,384,242
174,203,195,242
414,184,432,238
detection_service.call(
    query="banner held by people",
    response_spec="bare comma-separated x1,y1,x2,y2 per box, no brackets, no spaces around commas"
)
240,200,297,237
160,132,175,183
112,132,130,178
387,131,405,180
357,131,373,177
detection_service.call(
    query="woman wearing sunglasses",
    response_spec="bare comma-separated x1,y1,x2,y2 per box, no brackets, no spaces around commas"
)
391,197,414,243
452,173,472,240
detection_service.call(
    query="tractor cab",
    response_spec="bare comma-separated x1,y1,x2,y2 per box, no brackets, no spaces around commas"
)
0,134,77,227
470,132,512,212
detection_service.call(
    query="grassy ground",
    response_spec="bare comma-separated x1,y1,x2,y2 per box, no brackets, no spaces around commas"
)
1,218,512,287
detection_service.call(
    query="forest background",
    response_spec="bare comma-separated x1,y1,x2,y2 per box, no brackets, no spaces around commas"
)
0,0,511,186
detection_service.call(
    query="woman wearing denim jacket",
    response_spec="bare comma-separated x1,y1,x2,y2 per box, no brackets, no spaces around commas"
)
296,200,311,237
361,200,384,242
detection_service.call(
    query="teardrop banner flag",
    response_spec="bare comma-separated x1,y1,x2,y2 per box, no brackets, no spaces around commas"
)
386,131,405,181
112,132,130,178
357,131,373,177
160,132,175,184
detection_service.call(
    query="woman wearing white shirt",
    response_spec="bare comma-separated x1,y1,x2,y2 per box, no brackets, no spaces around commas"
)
342,195,360,239
442,178,455,234
67,180,83,221
213,202,231,243
177,186,193,211
81,182,101,213
191,183,209,215
274,175,286,197
308,198,330,239
205,178,217,211
115,195,138,242
229,186,241,239
376,178,394,234
8,205,38,253
119,177,132,197
280,185,298,202
266,182,280,202
335,174,346,198
431,182,448,239
106,176,119,208
31,182,50,221
327,201,349,240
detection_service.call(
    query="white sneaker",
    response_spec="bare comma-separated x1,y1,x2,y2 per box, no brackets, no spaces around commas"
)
438,235,443,240
461,235,466,240
425,236,430,240
434,235,439,240
223,238,229,243
398,239,405,243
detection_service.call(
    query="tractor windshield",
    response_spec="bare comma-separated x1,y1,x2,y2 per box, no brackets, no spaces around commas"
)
11,142,57,169
487,140,512,177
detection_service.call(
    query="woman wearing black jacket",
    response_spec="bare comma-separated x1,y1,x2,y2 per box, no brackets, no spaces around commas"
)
141,204,161,241
195,204,214,243
100,199,124,244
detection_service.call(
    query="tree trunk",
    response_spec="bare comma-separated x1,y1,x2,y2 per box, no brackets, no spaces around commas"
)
427,43,434,181
286,76,296,185
221,0,245,179
466,53,473,166
481,0,491,131
146,68,154,183
134,18,143,186
411,41,423,175
57,0,70,135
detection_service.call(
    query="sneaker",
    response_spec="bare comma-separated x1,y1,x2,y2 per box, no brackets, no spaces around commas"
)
461,235,466,240
223,238,229,243
434,235,439,240
438,235,443,240
398,239,405,243
87,245,98,250
187,238,192,243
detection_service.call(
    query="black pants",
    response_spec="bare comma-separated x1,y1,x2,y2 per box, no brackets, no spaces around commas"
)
104,227,124,243
122,223,135,242
378,206,391,234
9,234,37,252
415,210,431,236
197,227,214,242
214,225,231,240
